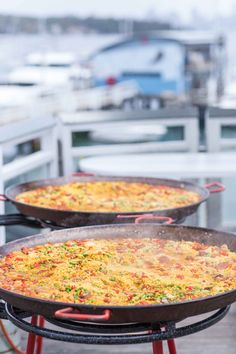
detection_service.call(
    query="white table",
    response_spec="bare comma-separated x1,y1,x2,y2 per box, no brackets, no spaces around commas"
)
80,152,236,179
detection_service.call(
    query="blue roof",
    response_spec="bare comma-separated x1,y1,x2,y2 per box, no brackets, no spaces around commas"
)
90,30,222,58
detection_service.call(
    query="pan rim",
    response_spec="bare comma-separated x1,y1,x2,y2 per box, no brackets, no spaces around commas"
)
0,286,235,312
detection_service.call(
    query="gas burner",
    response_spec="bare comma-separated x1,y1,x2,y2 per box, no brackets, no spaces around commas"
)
37,219,67,230
4,303,230,354
0,213,66,230
0,214,42,228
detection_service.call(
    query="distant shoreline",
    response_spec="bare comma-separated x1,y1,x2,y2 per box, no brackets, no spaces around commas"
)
0,14,174,35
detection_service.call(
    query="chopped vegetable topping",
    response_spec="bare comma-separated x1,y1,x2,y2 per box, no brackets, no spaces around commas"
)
16,181,200,212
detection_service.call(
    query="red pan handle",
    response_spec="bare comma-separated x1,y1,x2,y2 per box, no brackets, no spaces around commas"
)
54,307,111,321
134,215,173,224
72,172,95,177
117,214,173,224
0,194,9,202
204,182,225,193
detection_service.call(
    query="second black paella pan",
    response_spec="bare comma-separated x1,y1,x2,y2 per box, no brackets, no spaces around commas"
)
0,175,225,227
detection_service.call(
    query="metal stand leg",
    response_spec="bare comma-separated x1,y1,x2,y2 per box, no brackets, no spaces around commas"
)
167,339,177,354
152,340,164,354
26,316,38,354
26,316,45,354
36,317,45,354
152,339,177,354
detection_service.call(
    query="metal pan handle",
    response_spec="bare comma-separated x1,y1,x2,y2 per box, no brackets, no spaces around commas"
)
72,172,96,177
117,214,174,224
204,182,225,193
0,194,9,202
54,307,111,322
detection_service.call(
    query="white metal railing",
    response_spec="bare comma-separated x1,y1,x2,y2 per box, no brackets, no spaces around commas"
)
59,108,199,175
0,116,58,244
206,107,236,152
2,151,54,182
205,107,236,230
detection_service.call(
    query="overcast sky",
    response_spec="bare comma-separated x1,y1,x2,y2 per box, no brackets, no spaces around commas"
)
0,0,235,22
